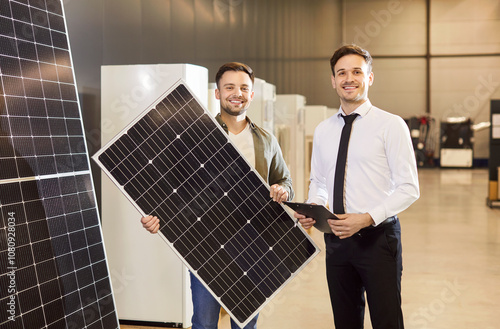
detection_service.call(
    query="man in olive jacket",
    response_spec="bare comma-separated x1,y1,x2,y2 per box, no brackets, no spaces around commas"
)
141,62,293,329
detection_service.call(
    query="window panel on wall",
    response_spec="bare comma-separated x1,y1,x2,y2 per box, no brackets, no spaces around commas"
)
368,58,427,119
343,0,427,56
431,0,500,55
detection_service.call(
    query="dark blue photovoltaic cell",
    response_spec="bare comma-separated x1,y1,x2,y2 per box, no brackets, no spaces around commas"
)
0,1,119,328
94,82,319,326
0,3,88,181
0,175,117,328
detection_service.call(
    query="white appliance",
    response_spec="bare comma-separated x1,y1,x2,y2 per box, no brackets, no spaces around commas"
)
440,149,473,167
275,95,307,202
207,82,219,117
303,105,328,198
100,64,208,327
247,78,276,133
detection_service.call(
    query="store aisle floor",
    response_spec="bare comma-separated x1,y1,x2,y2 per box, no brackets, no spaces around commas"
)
123,168,500,329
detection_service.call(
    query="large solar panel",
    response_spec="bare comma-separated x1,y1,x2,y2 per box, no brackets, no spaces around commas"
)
93,81,320,328
0,0,119,328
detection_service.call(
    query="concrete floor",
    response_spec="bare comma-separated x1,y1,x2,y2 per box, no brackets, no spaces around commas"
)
122,168,500,329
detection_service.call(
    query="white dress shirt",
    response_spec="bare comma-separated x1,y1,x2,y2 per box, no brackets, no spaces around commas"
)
307,100,420,226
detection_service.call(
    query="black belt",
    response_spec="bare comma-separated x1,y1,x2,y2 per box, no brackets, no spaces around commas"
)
355,215,398,237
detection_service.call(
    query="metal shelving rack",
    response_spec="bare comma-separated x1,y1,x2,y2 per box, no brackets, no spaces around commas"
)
487,100,500,208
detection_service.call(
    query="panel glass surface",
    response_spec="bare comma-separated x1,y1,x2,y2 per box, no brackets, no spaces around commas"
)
0,1,119,328
94,82,319,327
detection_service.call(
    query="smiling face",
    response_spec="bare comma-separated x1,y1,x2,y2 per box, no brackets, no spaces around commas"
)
215,70,254,117
331,54,374,112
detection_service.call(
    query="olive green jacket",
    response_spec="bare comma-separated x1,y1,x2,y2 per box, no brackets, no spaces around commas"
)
215,113,294,201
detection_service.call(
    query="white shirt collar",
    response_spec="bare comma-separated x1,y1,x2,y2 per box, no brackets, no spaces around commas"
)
337,99,373,119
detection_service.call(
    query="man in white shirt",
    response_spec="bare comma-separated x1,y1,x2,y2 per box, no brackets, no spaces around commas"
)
296,45,419,328
141,62,294,329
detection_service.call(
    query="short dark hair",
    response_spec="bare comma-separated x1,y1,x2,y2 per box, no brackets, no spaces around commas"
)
330,44,373,76
215,62,255,89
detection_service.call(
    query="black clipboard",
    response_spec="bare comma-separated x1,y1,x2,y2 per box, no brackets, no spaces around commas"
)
284,202,338,234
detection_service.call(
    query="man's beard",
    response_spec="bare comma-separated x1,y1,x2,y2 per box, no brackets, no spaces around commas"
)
221,101,248,116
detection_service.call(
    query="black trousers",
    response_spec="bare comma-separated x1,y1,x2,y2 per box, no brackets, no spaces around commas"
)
324,217,404,329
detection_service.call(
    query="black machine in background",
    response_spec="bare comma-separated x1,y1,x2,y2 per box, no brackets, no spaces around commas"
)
439,119,474,168
441,119,474,148
405,116,437,167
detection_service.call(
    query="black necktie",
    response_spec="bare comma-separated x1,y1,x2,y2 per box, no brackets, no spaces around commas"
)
333,114,358,214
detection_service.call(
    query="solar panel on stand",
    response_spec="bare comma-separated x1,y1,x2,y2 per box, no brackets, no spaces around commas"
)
0,1,119,328
93,81,320,328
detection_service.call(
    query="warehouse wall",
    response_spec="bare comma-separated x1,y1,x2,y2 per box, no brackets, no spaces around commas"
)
343,0,427,118
63,0,500,166
342,0,500,158
64,0,343,113
430,0,500,158
62,0,343,205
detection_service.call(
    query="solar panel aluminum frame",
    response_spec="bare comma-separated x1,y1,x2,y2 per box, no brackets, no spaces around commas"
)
92,79,320,328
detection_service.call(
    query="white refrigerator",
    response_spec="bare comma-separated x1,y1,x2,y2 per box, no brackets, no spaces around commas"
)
100,63,208,327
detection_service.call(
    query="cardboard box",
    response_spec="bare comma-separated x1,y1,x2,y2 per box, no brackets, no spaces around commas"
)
490,181,499,201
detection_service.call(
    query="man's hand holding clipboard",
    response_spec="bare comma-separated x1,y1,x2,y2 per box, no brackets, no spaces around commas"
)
284,202,338,234
285,202,376,239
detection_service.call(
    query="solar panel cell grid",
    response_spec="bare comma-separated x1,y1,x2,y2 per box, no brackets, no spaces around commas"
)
0,175,117,327
1,0,118,327
94,81,319,327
